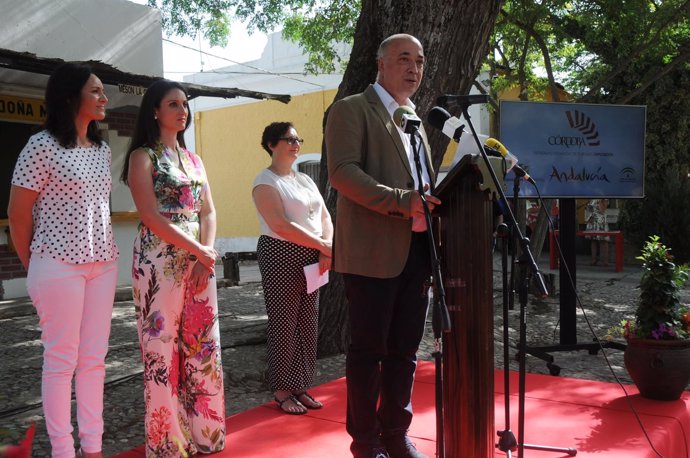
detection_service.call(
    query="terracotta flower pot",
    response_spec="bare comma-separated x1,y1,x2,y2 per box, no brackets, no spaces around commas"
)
624,338,690,401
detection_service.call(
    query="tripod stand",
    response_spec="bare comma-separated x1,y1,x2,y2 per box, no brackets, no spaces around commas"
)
518,198,626,376
458,105,575,457
495,217,576,457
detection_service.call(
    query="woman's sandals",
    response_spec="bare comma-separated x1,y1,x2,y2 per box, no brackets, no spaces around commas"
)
275,394,307,415
294,391,323,409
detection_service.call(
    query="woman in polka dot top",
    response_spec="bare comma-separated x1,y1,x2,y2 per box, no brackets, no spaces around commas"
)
121,79,225,457
8,63,119,458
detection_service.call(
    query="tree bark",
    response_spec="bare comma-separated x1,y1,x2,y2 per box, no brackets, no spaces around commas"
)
317,0,503,356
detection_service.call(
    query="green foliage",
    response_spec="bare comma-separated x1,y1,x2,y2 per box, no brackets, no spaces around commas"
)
618,66,690,263
280,0,359,74
616,65,690,258
147,0,359,74
147,0,233,47
493,0,690,102
633,235,689,340
620,168,690,265
487,0,563,101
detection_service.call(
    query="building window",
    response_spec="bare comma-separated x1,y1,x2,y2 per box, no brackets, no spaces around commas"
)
298,160,320,183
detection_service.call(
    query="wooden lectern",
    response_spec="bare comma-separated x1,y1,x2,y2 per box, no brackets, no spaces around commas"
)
433,155,502,458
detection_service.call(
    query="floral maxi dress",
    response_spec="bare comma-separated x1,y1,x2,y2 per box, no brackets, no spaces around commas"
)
131,144,225,457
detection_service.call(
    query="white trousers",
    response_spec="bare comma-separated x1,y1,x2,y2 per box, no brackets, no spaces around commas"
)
27,254,118,458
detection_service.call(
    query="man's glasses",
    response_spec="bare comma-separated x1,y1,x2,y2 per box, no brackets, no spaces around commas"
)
280,137,304,145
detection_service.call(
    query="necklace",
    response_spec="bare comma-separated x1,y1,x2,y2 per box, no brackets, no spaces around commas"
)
268,165,293,177
307,191,315,220
294,172,315,219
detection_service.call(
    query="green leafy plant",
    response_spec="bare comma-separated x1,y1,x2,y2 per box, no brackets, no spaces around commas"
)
610,235,690,341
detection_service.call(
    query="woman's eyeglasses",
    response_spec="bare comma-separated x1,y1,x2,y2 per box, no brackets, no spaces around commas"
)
280,137,305,145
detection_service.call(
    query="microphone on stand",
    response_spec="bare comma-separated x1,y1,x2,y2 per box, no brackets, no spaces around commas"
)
511,165,536,185
393,105,421,134
485,137,513,158
437,93,489,109
484,138,536,185
427,106,465,142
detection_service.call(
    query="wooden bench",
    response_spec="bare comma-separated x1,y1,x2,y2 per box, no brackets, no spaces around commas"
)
549,230,624,272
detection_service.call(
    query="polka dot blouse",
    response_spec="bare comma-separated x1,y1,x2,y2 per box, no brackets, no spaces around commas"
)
11,130,119,264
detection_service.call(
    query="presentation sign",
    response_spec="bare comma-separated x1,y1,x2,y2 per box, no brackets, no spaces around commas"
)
499,101,645,198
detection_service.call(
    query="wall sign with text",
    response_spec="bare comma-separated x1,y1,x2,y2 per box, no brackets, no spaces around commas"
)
0,94,46,123
499,100,646,198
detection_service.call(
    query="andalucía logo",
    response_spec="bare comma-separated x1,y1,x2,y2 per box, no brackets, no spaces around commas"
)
619,166,636,182
565,110,600,146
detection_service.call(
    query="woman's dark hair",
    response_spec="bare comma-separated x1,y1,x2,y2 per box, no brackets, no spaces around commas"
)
44,63,103,148
121,79,192,184
261,122,294,156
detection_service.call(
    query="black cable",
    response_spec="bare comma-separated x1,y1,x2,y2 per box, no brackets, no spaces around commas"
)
528,185,665,458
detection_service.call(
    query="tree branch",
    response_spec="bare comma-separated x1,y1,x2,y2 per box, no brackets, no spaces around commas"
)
618,42,690,104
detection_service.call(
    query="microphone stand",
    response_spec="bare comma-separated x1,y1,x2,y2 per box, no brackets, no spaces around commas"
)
495,222,517,457
409,131,451,458
458,103,576,457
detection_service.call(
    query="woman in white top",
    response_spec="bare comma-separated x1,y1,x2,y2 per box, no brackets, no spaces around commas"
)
253,122,333,415
8,63,119,458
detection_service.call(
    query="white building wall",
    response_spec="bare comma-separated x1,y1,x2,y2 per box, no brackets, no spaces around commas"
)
2,0,162,76
1,0,163,298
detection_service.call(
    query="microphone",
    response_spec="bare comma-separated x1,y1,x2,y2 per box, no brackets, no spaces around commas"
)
485,137,512,157
437,94,489,109
511,164,535,185
393,105,421,134
483,145,502,157
427,106,464,142
484,138,535,185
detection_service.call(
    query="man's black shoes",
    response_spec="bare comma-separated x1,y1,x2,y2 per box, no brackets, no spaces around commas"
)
372,448,390,458
353,447,389,458
381,436,427,458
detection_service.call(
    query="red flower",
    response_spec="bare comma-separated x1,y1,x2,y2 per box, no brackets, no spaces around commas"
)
148,406,172,446
182,291,214,348
169,348,180,396
178,186,195,208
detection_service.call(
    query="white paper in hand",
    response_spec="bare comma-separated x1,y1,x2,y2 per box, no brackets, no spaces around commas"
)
304,262,329,294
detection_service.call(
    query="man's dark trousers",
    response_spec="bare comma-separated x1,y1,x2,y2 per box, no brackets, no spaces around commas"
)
343,232,431,454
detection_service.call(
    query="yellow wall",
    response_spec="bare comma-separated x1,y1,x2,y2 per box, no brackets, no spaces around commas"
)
194,89,338,239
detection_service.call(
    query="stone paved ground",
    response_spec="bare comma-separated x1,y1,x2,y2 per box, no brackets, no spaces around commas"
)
1,255,688,457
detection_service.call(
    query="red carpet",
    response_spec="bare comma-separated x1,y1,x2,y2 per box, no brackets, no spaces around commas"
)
114,361,690,457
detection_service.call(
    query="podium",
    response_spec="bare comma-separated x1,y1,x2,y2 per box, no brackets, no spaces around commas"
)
433,155,500,458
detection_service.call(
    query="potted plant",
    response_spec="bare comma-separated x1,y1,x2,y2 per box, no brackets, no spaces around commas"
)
614,235,690,400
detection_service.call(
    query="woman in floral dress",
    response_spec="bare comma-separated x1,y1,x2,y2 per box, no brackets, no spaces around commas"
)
121,80,225,457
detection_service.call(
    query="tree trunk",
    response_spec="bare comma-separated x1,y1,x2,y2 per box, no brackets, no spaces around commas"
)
317,0,504,357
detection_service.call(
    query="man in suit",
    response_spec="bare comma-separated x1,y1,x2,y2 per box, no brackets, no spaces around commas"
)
325,33,440,458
